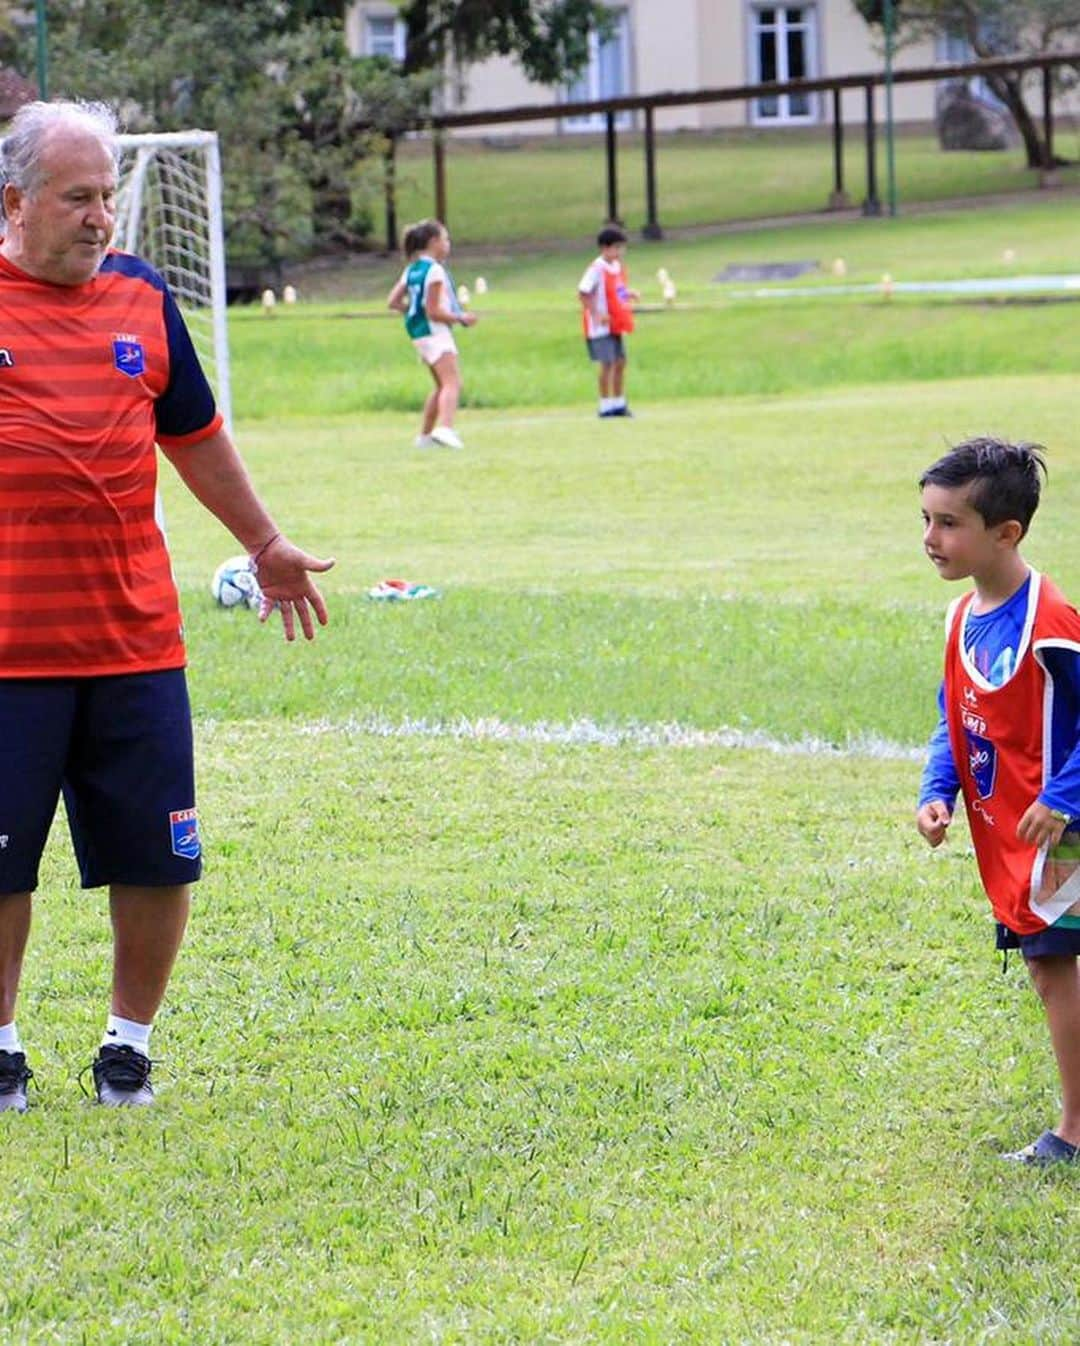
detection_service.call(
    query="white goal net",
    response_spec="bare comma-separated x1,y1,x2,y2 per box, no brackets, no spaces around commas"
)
114,130,232,430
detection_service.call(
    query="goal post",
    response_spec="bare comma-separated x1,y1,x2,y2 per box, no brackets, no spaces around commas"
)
114,130,233,431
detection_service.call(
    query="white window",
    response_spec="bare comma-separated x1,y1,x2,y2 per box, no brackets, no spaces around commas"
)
563,9,632,131
365,13,406,61
749,5,818,124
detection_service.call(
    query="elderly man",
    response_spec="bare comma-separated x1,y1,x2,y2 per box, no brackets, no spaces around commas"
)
0,100,333,1111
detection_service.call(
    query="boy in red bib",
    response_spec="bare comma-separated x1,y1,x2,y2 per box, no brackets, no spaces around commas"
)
578,223,639,419
918,438,1080,1165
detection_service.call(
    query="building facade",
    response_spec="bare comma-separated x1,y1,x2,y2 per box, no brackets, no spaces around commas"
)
345,1,972,133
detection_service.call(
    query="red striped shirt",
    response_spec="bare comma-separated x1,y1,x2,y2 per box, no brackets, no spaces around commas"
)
0,250,222,676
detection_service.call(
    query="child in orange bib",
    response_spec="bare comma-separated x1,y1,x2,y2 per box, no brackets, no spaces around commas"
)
918,437,1080,1166
578,223,639,419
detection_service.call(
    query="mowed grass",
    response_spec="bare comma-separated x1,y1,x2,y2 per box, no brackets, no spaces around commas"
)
256,195,1080,413
233,290,1080,416
9,728,1080,1342
172,375,1080,752
6,196,1080,1342
290,190,1080,305
387,125,1080,245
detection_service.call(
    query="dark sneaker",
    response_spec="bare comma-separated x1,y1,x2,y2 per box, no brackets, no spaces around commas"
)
611,406,634,418
90,1044,154,1107
0,1049,32,1114
1002,1129,1079,1167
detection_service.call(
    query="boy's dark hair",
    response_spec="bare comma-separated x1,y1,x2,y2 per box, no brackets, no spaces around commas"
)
402,218,445,258
919,437,1048,535
596,223,628,248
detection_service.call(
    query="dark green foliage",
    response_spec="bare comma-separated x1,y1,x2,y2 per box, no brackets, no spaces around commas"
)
851,0,1080,167
14,0,610,260
15,1,434,261
399,0,611,82
853,0,902,24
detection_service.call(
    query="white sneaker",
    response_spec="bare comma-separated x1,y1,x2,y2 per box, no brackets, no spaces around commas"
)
414,434,436,448
430,426,464,450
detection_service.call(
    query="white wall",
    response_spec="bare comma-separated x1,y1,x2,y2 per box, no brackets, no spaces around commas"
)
345,0,1040,136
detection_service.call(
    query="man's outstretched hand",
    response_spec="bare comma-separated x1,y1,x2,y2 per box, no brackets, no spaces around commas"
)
253,535,335,641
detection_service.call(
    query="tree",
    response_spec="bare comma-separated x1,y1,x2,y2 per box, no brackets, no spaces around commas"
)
853,0,904,23
10,0,608,258
12,1,433,260
0,0,22,69
398,0,612,84
854,0,1080,167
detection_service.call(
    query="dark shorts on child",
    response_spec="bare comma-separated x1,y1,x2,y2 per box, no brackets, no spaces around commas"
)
996,920,1080,958
0,669,201,894
586,335,626,364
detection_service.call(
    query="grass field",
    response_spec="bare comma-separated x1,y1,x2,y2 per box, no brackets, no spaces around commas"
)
383,126,1080,246
5,198,1080,1344
262,194,1080,415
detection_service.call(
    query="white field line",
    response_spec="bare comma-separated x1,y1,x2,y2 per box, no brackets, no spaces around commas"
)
293,713,925,761
739,273,1080,300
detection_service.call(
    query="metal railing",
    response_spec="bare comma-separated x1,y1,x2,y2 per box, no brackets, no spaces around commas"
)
379,49,1079,248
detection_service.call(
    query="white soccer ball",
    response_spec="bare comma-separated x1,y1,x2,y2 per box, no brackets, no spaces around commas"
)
210,555,262,611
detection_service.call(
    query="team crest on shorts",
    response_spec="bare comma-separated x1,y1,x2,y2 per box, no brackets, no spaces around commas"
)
169,808,201,860
113,334,145,378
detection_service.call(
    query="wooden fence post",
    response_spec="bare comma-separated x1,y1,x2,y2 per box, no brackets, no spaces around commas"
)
433,130,447,223
642,105,662,238
605,110,619,223
828,87,849,209
861,85,880,216
384,133,398,252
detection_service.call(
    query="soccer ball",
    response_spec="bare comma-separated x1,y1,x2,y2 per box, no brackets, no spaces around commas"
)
210,555,262,611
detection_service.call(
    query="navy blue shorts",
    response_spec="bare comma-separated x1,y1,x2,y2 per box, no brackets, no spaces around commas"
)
996,921,1080,958
0,669,201,894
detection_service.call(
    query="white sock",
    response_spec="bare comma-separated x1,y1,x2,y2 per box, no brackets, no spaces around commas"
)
612,396,627,410
0,1021,21,1054
599,397,614,413
102,1014,152,1058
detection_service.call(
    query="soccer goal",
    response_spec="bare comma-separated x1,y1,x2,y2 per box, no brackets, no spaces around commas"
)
115,130,232,430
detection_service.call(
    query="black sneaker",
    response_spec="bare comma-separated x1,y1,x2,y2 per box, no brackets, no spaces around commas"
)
0,1049,32,1114
90,1044,154,1107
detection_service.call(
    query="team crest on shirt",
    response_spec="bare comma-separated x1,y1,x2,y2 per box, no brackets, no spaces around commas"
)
965,730,997,799
169,808,201,860
112,333,145,378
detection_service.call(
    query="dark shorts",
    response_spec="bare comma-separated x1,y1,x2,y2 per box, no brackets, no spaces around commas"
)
586,335,626,364
0,669,201,894
996,921,1080,958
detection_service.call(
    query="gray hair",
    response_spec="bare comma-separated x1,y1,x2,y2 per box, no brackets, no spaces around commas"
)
0,100,120,222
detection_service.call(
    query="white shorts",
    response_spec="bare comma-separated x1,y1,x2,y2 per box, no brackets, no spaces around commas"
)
412,331,458,366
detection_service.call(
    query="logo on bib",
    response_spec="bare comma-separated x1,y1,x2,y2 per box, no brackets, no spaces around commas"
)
965,730,997,799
